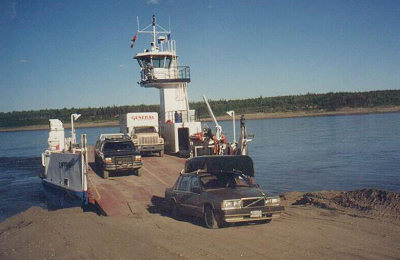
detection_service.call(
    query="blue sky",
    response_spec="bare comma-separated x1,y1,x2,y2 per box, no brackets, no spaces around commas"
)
0,0,399,112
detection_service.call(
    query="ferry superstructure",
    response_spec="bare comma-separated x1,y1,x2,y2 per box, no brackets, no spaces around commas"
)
132,15,202,156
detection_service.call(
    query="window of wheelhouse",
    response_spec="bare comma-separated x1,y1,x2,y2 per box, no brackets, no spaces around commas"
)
152,56,164,68
165,57,172,68
152,56,172,68
137,56,151,68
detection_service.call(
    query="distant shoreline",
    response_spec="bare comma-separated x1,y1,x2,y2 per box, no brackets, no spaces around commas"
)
1,106,399,132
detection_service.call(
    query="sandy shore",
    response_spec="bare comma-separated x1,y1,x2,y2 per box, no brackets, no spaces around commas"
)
1,189,399,260
1,106,399,132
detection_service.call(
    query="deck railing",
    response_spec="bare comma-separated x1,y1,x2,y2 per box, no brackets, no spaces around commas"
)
140,66,190,83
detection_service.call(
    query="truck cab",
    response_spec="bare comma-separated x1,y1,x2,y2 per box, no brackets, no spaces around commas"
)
120,112,165,157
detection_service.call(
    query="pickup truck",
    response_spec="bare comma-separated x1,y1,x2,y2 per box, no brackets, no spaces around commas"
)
94,134,142,179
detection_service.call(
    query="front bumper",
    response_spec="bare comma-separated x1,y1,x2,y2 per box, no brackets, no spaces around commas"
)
104,162,142,171
220,205,284,223
137,144,164,152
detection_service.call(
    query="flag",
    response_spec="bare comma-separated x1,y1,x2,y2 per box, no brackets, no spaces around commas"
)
226,110,234,117
130,34,137,48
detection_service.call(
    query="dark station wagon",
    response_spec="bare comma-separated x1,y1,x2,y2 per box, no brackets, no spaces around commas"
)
165,155,284,228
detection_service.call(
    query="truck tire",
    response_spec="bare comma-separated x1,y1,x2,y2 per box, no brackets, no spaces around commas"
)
159,150,164,157
102,170,109,179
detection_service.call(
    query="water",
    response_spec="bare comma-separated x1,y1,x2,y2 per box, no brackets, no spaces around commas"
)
0,113,399,222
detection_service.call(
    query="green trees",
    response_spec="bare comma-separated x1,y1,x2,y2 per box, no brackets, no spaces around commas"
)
0,90,399,128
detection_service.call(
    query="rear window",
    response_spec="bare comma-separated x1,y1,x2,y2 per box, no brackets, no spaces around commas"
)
103,141,134,152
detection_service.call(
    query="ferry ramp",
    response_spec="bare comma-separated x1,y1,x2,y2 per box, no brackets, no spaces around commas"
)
86,146,185,216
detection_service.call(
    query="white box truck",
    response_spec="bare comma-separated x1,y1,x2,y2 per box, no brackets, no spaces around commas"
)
120,112,165,157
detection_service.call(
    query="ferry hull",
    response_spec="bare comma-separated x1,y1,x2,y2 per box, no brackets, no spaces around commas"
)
42,180,88,208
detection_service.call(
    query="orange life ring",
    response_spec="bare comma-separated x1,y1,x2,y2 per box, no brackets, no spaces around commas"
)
221,134,226,144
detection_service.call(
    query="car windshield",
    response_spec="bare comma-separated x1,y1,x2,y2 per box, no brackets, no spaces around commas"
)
199,172,256,189
135,126,156,134
103,141,134,152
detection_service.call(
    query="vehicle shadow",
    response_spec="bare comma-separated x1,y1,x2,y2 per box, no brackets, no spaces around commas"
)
88,162,138,178
140,153,162,158
88,162,102,177
147,195,204,227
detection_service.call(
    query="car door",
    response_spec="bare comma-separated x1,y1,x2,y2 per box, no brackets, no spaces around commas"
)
175,175,191,215
186,176,203,217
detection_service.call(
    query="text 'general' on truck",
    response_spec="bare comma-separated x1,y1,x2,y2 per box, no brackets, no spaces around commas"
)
120,112,165,157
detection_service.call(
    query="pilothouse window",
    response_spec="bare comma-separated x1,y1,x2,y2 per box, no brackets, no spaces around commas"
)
137,57,151,68
165,57,172,68
152,56,165,68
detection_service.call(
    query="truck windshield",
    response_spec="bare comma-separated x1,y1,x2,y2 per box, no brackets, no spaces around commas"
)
200,173,256,189
135,127,156,134
104,141,134,152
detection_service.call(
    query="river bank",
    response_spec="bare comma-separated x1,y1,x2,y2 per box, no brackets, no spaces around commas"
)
0,189,399,259
1,106,399,132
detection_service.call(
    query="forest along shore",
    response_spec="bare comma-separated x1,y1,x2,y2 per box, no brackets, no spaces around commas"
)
1,105,399,132
0,189,399,259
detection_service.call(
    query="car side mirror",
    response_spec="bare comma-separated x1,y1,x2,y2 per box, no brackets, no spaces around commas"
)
191,187,201,194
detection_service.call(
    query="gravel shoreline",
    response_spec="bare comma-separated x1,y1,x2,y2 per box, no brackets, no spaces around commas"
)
1,189,399,259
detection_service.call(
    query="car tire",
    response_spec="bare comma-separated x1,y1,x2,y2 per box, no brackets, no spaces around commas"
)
102,170,109,179
204,205,220,229
136,168,142,177
159,150,164,157
170,200,180,220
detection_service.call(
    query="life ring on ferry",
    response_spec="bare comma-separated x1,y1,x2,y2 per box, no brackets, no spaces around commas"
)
221,134,226,144
195,132,203,141
213,143,219,155
213,136,219,155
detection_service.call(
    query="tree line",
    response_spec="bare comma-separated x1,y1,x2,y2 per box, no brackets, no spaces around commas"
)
1,90,399,128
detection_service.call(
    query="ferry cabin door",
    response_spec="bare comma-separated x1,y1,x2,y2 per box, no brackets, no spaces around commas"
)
178,128,189,153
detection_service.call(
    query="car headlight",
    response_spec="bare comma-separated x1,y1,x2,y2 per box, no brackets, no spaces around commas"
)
104,157,112,164
265,197,280,205
134,155,141,162
222,199,242,210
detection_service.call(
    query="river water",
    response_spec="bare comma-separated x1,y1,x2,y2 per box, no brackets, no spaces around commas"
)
0,113,399,222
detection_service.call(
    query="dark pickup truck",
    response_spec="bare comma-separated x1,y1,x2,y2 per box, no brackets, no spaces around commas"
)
165,155,284,228
94,134,142,179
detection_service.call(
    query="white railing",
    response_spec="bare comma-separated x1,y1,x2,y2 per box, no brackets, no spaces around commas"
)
140,66,190,83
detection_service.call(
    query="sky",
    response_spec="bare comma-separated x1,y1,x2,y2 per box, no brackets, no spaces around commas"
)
0,0,399,112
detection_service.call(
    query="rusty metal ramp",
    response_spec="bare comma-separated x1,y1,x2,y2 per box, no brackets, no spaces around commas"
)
86,146,185,216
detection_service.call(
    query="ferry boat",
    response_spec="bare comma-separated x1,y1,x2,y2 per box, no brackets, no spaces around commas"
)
36,15,254,215
131,15,253,157
40,114,88,206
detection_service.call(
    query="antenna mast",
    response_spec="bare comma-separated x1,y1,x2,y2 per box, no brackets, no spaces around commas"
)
152,15,157,50
136,15,171,52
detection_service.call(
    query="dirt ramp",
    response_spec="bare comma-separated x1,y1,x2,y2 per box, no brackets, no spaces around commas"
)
284,189,400,221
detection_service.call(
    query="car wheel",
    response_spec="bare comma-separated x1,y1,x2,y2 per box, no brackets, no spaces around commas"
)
170,200,180,220
136,168,142,176
204,205,220,229
159,150,164,157
102,170,109,179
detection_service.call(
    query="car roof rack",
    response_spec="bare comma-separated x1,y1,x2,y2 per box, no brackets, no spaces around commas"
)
184,155,255,177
